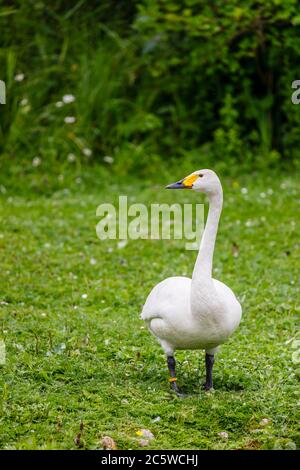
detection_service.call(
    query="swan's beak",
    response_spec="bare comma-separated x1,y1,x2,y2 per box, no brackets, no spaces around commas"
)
165,179,191,189
166,173,199,190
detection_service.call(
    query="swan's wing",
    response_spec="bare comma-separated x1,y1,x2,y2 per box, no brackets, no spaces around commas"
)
213,278,242,329
141,276,191,322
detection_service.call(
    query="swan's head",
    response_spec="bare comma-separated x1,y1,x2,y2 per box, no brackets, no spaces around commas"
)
166,169,221,195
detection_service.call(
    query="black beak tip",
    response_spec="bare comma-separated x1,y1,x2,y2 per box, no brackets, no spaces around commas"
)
165,180,190,190
165,181,183,189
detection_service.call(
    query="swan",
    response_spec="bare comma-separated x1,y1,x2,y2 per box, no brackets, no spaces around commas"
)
141,169,242,396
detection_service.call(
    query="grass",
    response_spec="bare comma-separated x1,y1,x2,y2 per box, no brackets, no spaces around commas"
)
0,170,299,450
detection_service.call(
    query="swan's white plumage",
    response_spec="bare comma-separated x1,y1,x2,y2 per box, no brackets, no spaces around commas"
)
141,169,242,359
141,276,241,355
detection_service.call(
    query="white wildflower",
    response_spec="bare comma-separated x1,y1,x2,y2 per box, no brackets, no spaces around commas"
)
82,148,92,157
62,94,75,104
260,418,271,426
136,429,155,440
241,187,248,194
55,101,63,108
152,416,161,423
20,98,28,106
15,73,25,82
103,155,114,164
32,156,41,167
138,439,149,447
117,240,127,249
67,153,76,163
64,116,76,124
81,294,88,299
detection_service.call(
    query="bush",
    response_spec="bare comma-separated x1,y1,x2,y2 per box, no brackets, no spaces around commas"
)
1,0,300,177
133,0,300,168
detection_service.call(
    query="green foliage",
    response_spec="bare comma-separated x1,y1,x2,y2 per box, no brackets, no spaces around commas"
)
0,0,300,174
1,1,300,175
0,173,299,449
134,0,300,168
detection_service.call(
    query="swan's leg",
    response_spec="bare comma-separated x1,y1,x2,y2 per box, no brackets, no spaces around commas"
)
167,356,185,397
204,353,215,391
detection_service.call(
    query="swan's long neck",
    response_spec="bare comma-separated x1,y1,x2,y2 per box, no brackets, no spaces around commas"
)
192,186,223,282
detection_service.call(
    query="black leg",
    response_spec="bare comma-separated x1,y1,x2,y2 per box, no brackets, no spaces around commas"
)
167,356,185,397
204,353,215,391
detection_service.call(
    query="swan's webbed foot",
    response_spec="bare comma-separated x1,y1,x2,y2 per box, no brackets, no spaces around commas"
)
170,379,188,398
204,353,215,391
167,356,187,398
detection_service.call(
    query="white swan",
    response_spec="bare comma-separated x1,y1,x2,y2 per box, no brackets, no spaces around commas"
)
141,169,242,395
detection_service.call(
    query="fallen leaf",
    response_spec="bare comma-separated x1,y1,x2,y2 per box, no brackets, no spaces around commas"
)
241,439,261,450
101,436,117,450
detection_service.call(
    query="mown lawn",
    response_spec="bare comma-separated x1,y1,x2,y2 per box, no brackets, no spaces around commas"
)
0,172,299,450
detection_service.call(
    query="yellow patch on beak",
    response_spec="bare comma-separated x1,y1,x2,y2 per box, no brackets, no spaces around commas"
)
183,173,199,187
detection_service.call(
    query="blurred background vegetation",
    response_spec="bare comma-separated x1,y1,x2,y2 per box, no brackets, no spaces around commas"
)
1,0,300,192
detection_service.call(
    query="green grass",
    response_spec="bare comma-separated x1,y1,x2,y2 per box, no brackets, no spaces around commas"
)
0,171,299,450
